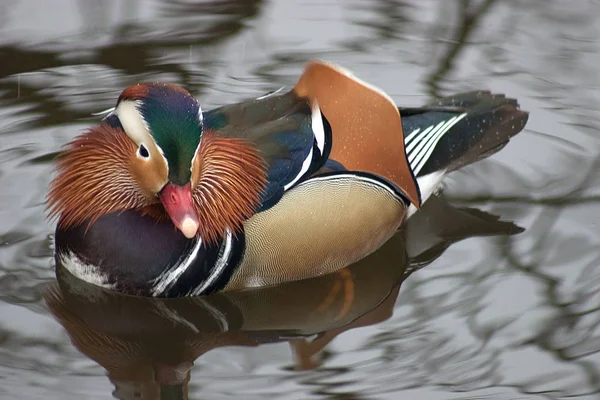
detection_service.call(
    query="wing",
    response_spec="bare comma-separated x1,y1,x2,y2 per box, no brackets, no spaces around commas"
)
293,60,421,207
203,89,331,211
399,91,528,177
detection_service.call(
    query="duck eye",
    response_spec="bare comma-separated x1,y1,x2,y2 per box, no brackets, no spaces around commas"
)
138,144,150,159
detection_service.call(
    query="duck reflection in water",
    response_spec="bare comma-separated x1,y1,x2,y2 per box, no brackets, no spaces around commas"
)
44,196,522,399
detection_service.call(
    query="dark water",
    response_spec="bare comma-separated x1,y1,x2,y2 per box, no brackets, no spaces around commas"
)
1,1,599,399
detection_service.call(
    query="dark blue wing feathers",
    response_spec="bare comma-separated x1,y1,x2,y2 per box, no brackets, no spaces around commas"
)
203,91,320,212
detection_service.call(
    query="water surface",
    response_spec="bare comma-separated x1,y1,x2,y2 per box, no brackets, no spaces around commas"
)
1,1,599,399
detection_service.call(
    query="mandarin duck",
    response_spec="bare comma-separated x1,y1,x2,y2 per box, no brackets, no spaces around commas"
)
47,60,528,297
45,195,523,396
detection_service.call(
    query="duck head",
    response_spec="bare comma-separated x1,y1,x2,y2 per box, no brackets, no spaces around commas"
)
47,83,267,243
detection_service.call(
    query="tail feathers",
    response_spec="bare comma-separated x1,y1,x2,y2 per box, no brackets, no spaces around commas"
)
400,91,528,177
427,90,518,109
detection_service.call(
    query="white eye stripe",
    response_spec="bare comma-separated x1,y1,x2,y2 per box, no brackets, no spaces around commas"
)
116,99,169,170
116,100,152,146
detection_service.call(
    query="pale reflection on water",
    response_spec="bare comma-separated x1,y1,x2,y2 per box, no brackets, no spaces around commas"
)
0,1,599,399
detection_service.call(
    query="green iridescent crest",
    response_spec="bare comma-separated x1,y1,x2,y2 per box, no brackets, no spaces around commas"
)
138,85,203,185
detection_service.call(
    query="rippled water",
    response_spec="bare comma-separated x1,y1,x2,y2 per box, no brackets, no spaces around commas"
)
1,1,599,399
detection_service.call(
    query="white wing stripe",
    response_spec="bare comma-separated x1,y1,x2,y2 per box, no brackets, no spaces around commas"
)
284,146,314,190
413,113,467,175
404,128,421,145
311,99,325,154
405,124,435,155
407,120,446,163
410,116,458,170
283,100,324,191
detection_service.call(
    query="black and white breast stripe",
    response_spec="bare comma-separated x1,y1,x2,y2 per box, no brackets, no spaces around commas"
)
151,229,240,297
188,230,234,296
404,113,467,176
151,236,206,296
